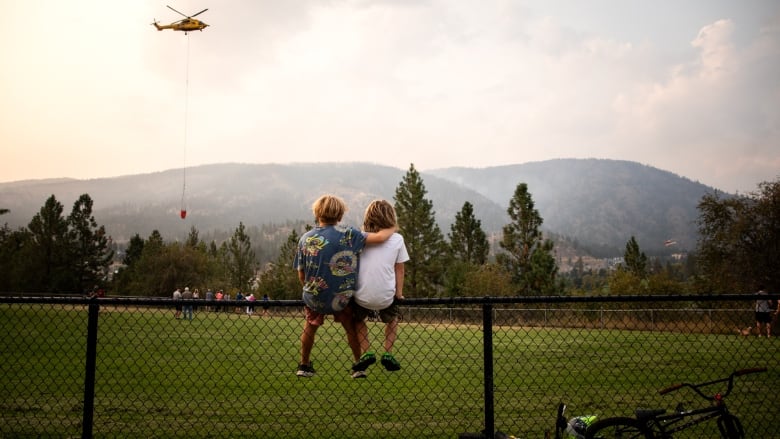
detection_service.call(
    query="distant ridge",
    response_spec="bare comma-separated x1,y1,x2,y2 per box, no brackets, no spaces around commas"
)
0,159,723,256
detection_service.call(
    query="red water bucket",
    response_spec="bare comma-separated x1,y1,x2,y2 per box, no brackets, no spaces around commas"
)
180,210,187,219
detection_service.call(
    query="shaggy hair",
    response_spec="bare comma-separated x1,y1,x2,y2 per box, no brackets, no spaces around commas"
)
362,199,397,233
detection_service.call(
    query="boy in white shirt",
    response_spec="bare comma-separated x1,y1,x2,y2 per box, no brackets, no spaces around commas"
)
352,200,410,374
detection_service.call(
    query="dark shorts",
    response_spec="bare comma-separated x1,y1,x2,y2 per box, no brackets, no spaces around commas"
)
304,305,352,327
755,312,772,324
352,300,401,323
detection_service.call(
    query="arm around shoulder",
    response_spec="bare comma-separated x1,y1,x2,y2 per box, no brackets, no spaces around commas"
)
365,226,396,244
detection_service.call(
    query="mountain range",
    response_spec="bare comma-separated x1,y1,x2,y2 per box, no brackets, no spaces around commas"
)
0,159,725,258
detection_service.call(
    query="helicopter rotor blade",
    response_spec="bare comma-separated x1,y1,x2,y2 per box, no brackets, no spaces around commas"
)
166,5,188,18
191,8,208,18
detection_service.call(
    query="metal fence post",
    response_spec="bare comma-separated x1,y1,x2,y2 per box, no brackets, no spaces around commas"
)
483,301,494,439
82,299,100,439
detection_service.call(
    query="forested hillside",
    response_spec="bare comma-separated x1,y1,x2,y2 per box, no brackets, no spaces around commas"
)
0,160,723,257
429,159,724,255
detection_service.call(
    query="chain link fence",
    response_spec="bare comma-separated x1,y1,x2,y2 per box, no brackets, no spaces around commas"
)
1,295,778,438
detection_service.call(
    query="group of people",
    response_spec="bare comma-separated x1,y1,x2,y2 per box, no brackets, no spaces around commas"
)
294,194,409,379
173,287,271,318
172,287,198,320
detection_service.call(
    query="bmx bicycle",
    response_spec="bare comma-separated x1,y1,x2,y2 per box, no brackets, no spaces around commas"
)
584,367,767,439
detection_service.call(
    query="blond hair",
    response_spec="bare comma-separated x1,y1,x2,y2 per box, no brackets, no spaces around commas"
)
362,199,397,233
312,195,347,225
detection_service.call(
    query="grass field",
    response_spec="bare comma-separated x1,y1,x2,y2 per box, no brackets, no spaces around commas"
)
1,303,778,438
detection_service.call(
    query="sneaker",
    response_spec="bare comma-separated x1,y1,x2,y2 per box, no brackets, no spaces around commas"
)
351,370,367,379
381,352,401,371
352,352,376,372
296,363,315,377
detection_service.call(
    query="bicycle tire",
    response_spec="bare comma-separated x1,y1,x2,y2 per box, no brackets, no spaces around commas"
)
585,417,654,439
717,413,744,439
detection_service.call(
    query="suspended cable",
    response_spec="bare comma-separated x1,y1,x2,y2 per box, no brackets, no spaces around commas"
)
180,34,190,220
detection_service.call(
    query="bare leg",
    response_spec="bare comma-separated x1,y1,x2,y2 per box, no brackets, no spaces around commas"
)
340,319,362,362
356,320,370,354
300,321,318,365
384,318,398,353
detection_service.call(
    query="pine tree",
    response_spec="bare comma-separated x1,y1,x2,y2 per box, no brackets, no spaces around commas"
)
258,228,302,300
186,226,200,248
67,194,114,293
394,164,448,297
623,236,647,277
497,183,559,295
449,201,489,265
27,195,70,292
225,222,256,291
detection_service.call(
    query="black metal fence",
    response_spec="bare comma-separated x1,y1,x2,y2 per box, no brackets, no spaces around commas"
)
1,294,778,438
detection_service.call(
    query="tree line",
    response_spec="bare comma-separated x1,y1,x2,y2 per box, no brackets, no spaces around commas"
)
1,165,777,298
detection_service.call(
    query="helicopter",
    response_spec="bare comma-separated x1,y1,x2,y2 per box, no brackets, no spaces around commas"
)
152,6,209,34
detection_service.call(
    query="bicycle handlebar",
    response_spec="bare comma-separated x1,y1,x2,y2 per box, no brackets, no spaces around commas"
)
734,367,767,376
658,367,767,399
659,383,684,395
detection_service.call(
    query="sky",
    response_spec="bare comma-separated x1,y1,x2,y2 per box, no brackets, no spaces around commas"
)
1,1,778,193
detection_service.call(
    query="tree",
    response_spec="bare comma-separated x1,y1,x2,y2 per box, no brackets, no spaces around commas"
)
224,222,256,291
27,195,70,292
496,183,559,295
0,225,32,292
449,201,489,265
696,178,780,293
258,228,302,300
186,226,200,248
443,202,490,297
123,234,145,266
394,164,448,297
67,194,114,292
622,236,647,278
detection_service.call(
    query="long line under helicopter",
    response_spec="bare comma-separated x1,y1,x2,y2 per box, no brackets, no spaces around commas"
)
180,34,190,220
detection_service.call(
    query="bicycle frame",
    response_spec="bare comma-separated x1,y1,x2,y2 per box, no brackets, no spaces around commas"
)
645,367,765,437
644,403,728,437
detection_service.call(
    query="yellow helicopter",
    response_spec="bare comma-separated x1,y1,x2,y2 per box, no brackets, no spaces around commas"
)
152,6,209,34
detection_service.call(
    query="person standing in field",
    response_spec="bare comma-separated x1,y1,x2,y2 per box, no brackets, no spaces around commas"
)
205,288,214,312
173,287,182,319
181,287,193,321
293,194,394,378
215,289,224,313
261,293,270,317
352,200,409,374
755,285,773,337
246,292,256,316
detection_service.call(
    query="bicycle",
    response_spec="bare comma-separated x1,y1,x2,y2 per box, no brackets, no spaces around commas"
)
458,402,594,439
584,367,767,439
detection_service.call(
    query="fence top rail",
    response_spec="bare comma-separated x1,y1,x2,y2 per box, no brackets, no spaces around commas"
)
0,293,776,306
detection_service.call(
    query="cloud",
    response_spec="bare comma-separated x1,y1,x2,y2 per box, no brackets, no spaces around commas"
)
1,1,777,193
610,18,780,191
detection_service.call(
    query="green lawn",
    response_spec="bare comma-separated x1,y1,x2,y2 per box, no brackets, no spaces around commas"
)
1,304,778,438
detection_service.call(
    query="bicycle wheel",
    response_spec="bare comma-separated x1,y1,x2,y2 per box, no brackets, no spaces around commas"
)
717,414,744,439
585,417,653,439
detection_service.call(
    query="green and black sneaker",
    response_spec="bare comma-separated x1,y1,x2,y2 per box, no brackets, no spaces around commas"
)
381,352,401,371
352,351,376,372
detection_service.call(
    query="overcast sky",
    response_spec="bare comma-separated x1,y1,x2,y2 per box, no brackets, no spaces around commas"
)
1,1,778,193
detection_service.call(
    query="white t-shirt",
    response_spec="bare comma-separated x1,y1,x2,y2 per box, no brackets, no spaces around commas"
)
355,233,410,310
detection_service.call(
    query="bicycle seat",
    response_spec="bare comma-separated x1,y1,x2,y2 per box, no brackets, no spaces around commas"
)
635,409,666,420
